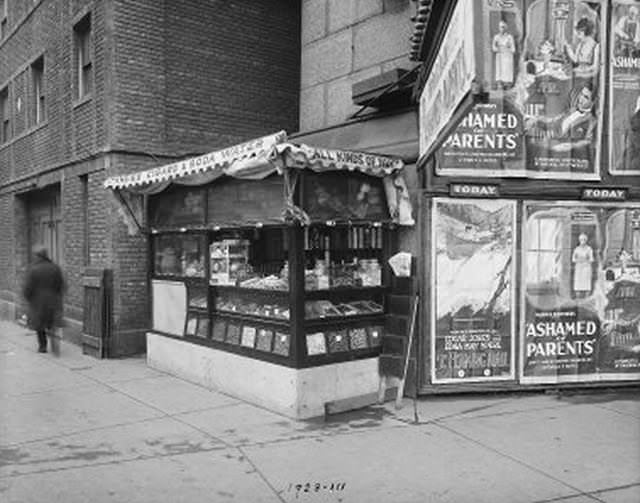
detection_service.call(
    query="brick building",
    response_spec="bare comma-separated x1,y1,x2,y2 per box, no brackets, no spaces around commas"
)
0,0,300,355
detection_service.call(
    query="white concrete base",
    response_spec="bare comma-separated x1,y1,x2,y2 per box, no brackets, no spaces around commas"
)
146,332,380,419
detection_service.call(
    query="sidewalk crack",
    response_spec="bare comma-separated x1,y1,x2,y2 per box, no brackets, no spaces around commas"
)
236,446,287,503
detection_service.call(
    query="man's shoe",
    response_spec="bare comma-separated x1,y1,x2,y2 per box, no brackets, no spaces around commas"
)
38,347,47,353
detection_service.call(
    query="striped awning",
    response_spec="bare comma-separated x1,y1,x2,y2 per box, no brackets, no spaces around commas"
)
103,131,287,190
104,131,413,229
103,132,405,191
272,143,404,177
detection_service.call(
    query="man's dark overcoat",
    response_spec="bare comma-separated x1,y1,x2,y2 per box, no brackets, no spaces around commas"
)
23,256,66,331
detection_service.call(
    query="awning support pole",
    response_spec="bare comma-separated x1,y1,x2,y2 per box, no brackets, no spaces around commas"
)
115,189,145,234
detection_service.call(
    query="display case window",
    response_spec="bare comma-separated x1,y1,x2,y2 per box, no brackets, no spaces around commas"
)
214,289,289,320
226,323,241,345
327,330,349,353
305,300,383,319
187,284,208,309
209,228,288,290
273,332,290,356
185,313,198,337
303,171,387,222
196,317,209,339
304,224,384,292
212,319,227,341
306,332,327,355
150,220,387,367
207,175,285,227
367,326,383,347
241,326,257,348
255,329,274,352
149,186,205,229
154,234,206,278
349,328,369,349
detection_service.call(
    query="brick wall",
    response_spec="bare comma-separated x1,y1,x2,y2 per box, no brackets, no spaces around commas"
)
0,0,111,180
106,152,155,356
300,0,416,131
0,0,302,355
112,0,300,155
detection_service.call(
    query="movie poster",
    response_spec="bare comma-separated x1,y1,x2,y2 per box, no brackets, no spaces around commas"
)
610,0,640,175
437,99,525,172
521,202,640,383
431,198,516,383
437,0,605,179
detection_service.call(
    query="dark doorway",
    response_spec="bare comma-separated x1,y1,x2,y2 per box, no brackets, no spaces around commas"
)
27,185,61,264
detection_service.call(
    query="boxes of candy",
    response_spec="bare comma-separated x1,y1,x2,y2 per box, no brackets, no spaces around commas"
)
273,332,290,356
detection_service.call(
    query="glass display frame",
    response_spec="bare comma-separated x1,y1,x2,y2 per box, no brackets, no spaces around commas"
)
148,217,390,368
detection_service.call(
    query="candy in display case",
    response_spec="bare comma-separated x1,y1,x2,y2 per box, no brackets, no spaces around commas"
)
215,290,289,320
327,330,349,353
185,314,198,337
306,332,327,355
241,326,257,348
273,332,291,356
255,329,274,352
304,299,383,319
226,323,241,345
187,285,208,309
210,239,250,285
368,326,383,347
212,319,227,341
196,317,209,338
154,234,206,277
349,328,369,349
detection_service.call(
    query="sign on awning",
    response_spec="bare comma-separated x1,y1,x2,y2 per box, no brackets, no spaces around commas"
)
103,131,414,229
104,131,287,189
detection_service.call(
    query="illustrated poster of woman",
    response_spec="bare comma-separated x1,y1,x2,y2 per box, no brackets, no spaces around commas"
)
572,232,595,298
493,20,516,89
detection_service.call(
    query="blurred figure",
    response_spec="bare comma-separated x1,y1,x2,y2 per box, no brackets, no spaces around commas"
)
22,246,66,354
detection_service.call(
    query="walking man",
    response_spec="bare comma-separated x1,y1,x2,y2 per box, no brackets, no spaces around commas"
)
22,246,66,354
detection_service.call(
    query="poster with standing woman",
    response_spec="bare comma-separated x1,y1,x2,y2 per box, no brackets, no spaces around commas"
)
431,198,516,383
610,0,640,175
521,202,640,384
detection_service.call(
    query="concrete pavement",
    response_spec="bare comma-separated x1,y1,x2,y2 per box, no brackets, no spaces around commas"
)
1,320,639,503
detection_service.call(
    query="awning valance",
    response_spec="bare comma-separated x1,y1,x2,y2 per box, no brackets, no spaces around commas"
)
104,131,287,190
104,131,414,230
272,143,404,177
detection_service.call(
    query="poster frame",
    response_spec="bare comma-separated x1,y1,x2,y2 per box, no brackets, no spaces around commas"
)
609,0,640,176
519,200,640,385
419,0,476,158
435,0,607,181
430,197,517,384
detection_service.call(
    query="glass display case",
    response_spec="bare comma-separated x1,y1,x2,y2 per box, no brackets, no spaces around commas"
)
214,287,289,321
148,172,393,368
153,234,206,278
300,223,387,358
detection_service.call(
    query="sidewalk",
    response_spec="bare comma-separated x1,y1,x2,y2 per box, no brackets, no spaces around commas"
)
1,320,639,503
